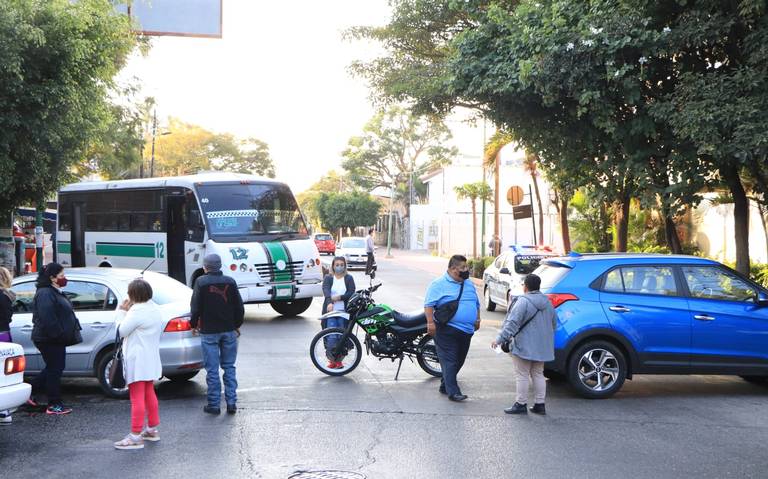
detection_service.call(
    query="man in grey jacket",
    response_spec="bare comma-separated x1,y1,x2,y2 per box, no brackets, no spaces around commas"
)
491,274,556,415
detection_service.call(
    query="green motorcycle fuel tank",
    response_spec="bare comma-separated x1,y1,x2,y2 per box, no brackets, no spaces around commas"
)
355,304,395,334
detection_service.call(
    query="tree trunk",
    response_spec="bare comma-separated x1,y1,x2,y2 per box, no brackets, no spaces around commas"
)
723,169,751,275
559,197,571,253
471,200,477,259
493,153,500,255
662,205,683,254
531,172,544,245
759,203,768,261
614,196,630,252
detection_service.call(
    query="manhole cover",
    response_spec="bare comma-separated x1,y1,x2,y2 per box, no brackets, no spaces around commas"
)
288,471,365,479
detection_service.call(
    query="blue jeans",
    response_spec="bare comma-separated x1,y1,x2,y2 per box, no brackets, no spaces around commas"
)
201,331,238,407
435,325,473,396
324,315,347,355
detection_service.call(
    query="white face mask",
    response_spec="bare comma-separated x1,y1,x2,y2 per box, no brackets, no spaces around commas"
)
334,265,345,274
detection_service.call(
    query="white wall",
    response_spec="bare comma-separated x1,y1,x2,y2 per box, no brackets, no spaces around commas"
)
693,195,768,264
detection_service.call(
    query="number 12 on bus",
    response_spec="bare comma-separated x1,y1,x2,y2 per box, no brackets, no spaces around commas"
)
56,173,323,317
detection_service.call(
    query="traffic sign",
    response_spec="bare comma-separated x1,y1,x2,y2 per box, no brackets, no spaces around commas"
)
512,204,532,220
507,186,524,206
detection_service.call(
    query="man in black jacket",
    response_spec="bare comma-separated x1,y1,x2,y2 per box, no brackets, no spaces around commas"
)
191,254,245,415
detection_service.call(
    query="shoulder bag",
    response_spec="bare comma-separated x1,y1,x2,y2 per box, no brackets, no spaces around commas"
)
501,297,538,353
433,280,465,325
108,326,126,389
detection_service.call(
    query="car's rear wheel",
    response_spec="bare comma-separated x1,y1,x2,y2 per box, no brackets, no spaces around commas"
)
271,297,313,317
166,371,199,383
567,340,627,399
740,375,768,384
95,349,129,399
484,287,496,312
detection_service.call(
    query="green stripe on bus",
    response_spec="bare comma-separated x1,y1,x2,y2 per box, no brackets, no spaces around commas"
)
264,242,291,282
58,242,71,254
95,243,155,258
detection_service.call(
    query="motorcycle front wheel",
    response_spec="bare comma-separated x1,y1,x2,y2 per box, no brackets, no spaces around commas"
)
416,335,442,377
309,327,363,376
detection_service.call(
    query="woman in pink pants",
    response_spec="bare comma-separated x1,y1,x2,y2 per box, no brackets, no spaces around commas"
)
113,279,164,450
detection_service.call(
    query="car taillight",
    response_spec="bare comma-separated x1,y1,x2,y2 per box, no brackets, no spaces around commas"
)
4,355,25,375
547,293,578,309
165,316,192,332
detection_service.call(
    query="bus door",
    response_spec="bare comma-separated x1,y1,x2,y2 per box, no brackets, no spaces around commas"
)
166,196,186,284
70,202,86,267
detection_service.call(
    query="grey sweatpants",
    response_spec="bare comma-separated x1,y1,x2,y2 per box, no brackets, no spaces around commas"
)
512,355,546,404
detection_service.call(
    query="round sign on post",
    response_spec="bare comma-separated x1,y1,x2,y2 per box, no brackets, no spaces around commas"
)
507,186,525,206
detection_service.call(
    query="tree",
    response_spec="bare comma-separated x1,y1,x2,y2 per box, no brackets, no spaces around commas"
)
0,0,136,217
341,105,456,217
454,182,493,258
315,192,381,234
78,101,144,180
297,171,354,231
213,135,275,178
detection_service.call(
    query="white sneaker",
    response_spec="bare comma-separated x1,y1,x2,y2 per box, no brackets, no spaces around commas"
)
114,434,144,450
141,428,160,442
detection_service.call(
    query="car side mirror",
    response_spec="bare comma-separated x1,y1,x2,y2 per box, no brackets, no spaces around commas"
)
499,267,510,275
758,291,768,307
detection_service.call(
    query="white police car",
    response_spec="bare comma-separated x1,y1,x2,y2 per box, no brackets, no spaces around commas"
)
482,245,558,311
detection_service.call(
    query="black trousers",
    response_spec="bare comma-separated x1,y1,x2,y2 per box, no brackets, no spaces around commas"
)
33,342,66,406
365,252,375,275
435,325,473,396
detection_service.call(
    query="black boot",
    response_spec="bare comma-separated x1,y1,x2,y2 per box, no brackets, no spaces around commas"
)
504,402,528,415
530,403,546,415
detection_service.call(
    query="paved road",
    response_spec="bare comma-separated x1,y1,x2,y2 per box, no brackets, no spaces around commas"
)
2,251,768,478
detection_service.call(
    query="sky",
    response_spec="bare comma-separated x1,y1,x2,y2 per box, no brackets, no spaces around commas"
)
120,0,486,193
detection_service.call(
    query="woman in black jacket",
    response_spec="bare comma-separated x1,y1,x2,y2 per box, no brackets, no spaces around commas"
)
30,263,81,415
321,256,355,369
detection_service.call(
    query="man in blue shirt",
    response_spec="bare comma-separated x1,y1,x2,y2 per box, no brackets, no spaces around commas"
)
424,255,481,402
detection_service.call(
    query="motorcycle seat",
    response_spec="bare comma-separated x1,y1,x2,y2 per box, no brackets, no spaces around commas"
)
391,309,427,327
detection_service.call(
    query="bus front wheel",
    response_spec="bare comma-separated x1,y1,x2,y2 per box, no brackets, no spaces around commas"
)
271,298,312,317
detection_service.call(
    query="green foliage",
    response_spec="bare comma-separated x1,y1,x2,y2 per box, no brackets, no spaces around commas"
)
341,106,457,203
315,192,381,232
467,256,495,279
569,189,612,253
0,0,137,215
151,118,274,178
454,182,493,204
753,264,768,288
297,171,354,229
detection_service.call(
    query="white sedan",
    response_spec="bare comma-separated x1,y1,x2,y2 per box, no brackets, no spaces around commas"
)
336,237,375,270
0,341,31,419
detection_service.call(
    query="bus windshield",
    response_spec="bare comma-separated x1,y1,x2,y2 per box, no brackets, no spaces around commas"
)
196,183,308,240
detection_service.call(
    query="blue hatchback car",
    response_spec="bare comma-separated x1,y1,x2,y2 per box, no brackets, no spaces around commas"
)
537,253,768,398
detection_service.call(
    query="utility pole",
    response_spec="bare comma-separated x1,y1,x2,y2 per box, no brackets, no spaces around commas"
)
150,108,157,178
386,178,394,258
481,118,487,257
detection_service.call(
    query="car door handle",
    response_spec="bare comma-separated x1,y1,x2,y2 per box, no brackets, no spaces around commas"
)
609,306,631,313
91,322,108,330
20,325,33,332
694,314,715,321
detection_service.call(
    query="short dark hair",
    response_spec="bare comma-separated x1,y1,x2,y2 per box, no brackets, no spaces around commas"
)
448,254,467,270
36,262,64,288
524,274,541,291
368,228,374,235
128,278,153,303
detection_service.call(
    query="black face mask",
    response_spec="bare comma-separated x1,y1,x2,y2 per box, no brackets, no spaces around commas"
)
458,270,470,280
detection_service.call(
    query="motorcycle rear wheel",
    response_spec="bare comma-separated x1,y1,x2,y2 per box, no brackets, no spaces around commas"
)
416,335,442,377
310,327,363,376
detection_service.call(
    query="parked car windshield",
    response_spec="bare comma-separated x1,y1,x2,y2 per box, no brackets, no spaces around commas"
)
342,239,365,249
143,274,192,305
315,234,333,241
196,183,308,240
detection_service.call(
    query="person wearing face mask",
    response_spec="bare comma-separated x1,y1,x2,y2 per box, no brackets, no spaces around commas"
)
29,262,82,415
321,256,356,369
424,255,481,402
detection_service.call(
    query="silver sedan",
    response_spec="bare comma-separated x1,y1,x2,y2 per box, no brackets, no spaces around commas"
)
10,268,203,398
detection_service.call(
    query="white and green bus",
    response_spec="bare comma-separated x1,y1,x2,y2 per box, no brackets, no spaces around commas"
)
56,173,323,316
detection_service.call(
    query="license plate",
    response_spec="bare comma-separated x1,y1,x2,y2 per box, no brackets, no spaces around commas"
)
276,287,292,297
